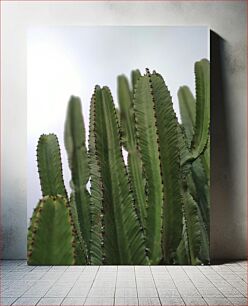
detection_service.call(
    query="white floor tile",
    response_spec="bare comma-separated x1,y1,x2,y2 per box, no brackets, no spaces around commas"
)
0,297,17,305
160,297,185,305
182,297,207,305
115,297,138,305
61,297,86,305
1,260,246,306
85,297,114,305
139,297,161,305
157,288,180,298
138,287,158,298
88,287,115,298
228,297,248,305
65,266,85,272
67,285,91,297
12,297,40,305
115,287,137,298
217,286,244,297
37,297,64,305
45,285,72,297
204,297,232,305
116,280,136,287
136,279,155,287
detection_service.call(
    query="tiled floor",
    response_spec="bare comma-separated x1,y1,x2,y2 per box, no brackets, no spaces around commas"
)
1,260,247,306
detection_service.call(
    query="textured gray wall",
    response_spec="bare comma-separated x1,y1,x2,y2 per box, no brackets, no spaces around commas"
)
2,1,246,260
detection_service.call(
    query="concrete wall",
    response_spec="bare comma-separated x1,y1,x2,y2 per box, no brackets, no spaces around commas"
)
1,1,246,260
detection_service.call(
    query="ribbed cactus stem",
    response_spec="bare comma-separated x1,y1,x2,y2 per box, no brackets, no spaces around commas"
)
133,73,163,264
91,85,147,265
36,134,67,198
64,96,91,254
117,75,147,231
27,195,78,265
88,88,104,265
148,71,183,264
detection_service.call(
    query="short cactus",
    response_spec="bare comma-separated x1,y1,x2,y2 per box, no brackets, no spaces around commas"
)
28,196,78,265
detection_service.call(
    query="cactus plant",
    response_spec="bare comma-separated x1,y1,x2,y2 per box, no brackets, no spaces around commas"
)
178,86,209,227
88,92,104,265
177,59,210,264
64,96,91,254
192,59,210,159
132,73,163,264
29,58,210,265
117,74,147,233
32,133,87,264
149,71,183,264
180,59,210,166
28,196,81,265
36,134,67,198
89,85,148,265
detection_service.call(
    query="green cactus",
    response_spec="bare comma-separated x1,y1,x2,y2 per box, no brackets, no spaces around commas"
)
117,74,147,232
177,60,210,264
131,69,142,94
88,92,104,265
133,73,163,264
69,194,89,264
64,96,91,254
132,71,183,264
89,85,148,265
192,59,210,158
28,196,79,265
178,86,209,229
33,134,87,264
178,84,209,166
36,134,67,198
177,86,196,147
176,181,209,265
181,59,210,166
30,58,210,265
149,71,183,264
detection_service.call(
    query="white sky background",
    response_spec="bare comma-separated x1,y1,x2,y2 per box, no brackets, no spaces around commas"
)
27,26,209,221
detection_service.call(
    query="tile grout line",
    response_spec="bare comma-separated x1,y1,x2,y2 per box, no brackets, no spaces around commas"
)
60,265,87,305
8,268,45,302
181,265,207,304
196,265,229,305
134,266,139,306
209,266,247,298
113,266,118,306
233,270,247,282
19,266,52,305
12,264,79,306
83,265,100,305
9,297,19,306
165,266,185,306
149,265,162,306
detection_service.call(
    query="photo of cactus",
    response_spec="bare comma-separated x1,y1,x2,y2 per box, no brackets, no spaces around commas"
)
27,26,209,265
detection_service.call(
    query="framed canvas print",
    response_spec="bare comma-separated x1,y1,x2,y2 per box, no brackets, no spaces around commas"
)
27,26,209,265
